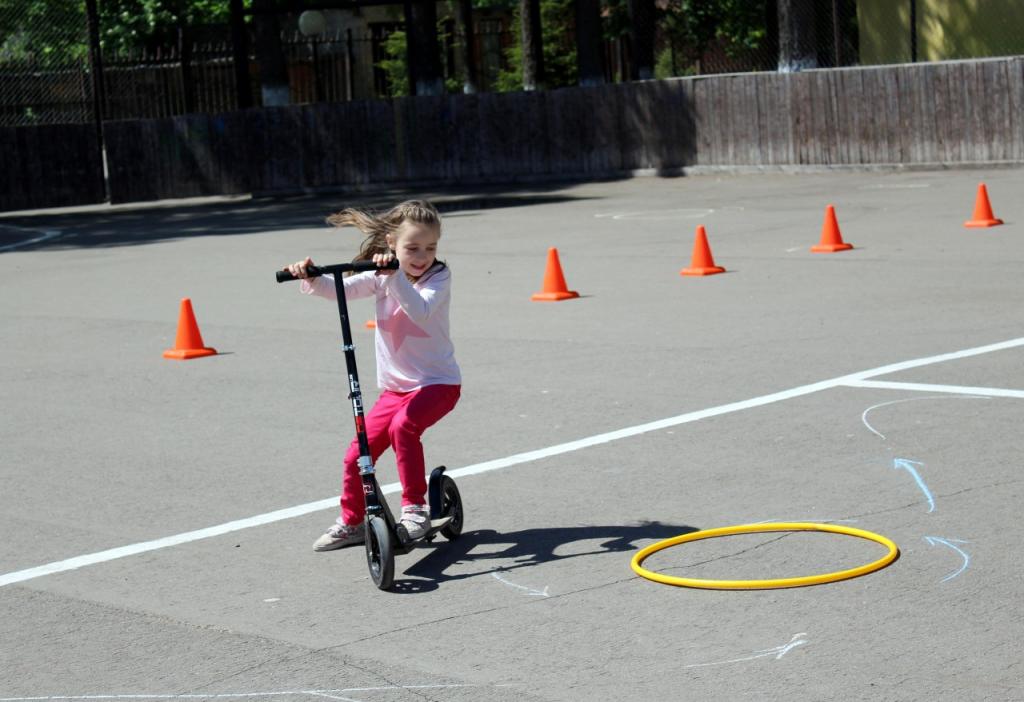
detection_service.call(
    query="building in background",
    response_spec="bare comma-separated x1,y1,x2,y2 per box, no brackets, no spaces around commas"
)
858,0,1024,64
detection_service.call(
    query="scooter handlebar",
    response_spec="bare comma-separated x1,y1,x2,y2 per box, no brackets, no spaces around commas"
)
276,258,399,283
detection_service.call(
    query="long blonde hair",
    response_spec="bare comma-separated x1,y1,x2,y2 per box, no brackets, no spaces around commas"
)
327,199,442,263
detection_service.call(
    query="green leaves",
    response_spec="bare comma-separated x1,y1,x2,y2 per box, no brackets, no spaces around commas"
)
99,0,234,53
379,29,409,97
0,0,85,65
0,0,243,65
496,0,577,91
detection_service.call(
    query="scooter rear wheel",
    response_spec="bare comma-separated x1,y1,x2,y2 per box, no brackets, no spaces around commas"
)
439,475,463,540
365,516,395,590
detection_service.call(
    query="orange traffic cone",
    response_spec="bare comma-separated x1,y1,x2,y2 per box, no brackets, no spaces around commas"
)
811,205,853,253
163,298,217,360
964,183,1003,227
365,320,377,329
680,225,725,276
531,248,579,301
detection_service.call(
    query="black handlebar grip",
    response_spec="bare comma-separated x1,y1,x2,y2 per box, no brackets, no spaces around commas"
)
276,264,323,283
275,259,398,283
350,258,400,272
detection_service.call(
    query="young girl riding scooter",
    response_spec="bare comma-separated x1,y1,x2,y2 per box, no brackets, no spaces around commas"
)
284,200,461,551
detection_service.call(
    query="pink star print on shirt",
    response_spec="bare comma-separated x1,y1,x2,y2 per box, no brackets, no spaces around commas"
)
300,267,460,392
376,306,430,351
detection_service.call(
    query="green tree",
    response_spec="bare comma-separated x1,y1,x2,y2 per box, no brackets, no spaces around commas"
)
0,0,241,66
0,0,87,65
98,0,235,53
379,29,409,97
656,0,768,77
377,9,473,97
495,0,576,91
488,0,770,84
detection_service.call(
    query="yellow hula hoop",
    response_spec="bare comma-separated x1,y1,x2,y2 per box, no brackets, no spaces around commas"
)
631,522,900,590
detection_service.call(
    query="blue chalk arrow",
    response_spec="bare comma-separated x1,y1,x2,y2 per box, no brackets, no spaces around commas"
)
892,458,936,513
923,536,971,582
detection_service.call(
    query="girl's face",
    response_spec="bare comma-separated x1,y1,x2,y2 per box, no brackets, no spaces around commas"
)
388,220,440,279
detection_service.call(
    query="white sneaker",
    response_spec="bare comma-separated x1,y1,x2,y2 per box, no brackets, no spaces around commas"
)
400,504,430,541
312,520,365,551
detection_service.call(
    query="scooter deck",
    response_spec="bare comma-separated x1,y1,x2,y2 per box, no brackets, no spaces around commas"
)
395,515,454,551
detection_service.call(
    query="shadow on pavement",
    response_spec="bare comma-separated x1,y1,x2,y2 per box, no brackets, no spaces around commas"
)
387,521,698,594
0,182,606,252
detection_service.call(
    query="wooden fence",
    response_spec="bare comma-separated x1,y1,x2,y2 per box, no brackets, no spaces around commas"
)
0,123,105,211
2,57,1022,211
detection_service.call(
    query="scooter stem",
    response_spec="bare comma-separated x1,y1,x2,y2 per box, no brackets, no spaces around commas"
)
330,274,387,519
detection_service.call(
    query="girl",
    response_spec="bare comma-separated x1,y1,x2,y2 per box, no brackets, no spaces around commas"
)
285,200,461,551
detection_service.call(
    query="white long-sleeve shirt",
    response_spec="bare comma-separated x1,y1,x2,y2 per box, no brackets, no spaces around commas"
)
301,264,461,392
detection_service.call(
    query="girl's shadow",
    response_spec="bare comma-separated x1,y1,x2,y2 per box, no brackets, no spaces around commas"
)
388,521,698,593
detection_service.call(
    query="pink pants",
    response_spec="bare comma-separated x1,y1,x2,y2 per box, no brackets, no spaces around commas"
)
340,384,461,525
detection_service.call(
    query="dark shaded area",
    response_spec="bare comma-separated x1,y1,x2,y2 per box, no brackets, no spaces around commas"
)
0,124,106,212
0,183,608,252
2,79,698,214
97,86,697,206
384,521,699,593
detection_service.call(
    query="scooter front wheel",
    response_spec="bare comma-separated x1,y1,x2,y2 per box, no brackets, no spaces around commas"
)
365,516,395,590
439,475,463,540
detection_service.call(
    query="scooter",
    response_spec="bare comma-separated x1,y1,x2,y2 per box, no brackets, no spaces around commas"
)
277,259,464,590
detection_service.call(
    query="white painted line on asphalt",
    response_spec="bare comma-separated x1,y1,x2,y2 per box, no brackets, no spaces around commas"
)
844,379,1024,399
0,497,352,587
0,225,62,252
840,336,1024,380
2,336,1023,588
445,337,1024,482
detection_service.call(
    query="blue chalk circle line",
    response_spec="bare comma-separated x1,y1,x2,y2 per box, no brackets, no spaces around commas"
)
923,536,971,582
892,458,936,513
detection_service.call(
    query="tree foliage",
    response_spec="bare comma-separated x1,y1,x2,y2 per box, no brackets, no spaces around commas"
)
378,19,463,97
2,0,780,87
491,0,772,89
0,0,241,66
379,29,410,97
98,0,234,53
654,0,769,76
495,0,576,91
0,0,87,65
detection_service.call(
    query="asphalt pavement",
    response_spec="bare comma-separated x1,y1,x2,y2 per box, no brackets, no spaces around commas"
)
2,167,1023,701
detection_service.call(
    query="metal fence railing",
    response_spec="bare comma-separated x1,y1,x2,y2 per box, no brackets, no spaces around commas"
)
0,0,94,126
2,0,1024,128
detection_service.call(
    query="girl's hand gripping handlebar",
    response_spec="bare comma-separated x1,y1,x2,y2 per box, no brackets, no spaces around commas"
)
276,258,399,283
